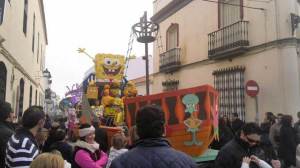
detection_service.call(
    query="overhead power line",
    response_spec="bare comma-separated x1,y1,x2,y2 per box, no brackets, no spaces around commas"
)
202,0,265,11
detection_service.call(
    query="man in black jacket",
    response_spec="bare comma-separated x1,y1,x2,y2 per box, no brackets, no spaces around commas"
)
110,105,198,168
214,122,261,168
0,101,15,168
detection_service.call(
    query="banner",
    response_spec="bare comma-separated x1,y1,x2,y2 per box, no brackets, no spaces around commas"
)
95,54,125,82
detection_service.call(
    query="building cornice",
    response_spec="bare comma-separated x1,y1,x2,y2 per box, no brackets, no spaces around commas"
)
0,45,38,87
151,0,193,23
38,0,48,44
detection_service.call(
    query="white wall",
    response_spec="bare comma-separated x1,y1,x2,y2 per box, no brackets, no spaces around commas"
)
0,0,47,115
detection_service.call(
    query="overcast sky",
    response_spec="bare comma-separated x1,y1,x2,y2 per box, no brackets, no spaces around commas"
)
44,0,153,98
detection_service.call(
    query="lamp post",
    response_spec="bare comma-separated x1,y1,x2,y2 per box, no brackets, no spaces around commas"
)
132,11,159,95
43,68,52,87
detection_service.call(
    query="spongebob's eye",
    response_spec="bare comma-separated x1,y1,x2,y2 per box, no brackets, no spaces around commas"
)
113,59,120,66
104,58,112,65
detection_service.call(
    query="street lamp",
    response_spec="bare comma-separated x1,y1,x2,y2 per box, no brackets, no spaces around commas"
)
43,68,52,85
132,11,159,95
43,68,51,78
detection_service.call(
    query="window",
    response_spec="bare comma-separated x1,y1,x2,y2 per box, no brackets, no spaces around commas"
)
0,0,5,25
32,14,35,52
37,33,39,62
35,89,37,105
40,46,43,70
213,66,245,121
23,0,28,35
162,79,179,92
18,78,25,117
166,23,178,51
0,62,7,102
219,0,242,27
29,85,32,106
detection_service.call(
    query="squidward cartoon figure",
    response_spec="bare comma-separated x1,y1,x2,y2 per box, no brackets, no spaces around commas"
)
182,94,203,146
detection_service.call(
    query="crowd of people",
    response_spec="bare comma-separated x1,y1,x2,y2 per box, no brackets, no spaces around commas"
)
212,112,300,168
0,100,299,168
0,101,198,168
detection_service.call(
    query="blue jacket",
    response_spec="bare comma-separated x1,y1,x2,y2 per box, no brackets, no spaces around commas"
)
110,138,197,168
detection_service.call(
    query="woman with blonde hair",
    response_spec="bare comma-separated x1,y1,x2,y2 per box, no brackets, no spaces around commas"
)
30,153,64,168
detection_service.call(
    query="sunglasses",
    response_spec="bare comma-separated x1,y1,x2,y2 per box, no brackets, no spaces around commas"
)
246,136,260,144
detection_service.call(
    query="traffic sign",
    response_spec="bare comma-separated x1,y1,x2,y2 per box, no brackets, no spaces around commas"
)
246,80,259,97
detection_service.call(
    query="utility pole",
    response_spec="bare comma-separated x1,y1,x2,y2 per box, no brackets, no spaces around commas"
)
132,11,159,95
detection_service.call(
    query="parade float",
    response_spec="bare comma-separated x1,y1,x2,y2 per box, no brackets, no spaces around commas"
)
124,85,219,161
72,48,219,161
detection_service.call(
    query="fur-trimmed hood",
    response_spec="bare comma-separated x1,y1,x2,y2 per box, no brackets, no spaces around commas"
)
74,140,99,153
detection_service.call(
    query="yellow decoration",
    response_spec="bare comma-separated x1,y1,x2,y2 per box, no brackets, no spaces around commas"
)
100,82,125,126
95,54,125,82
113,97,124,108
114,111,124,126
123,81,138,98
101,90,114,107
110,82,121,97
87,86,98,99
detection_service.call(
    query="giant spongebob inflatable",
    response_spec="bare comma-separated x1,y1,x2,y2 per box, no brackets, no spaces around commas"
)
95,54,125,82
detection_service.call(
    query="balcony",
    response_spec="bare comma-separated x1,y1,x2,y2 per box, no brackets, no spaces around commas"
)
159,48,181,73
162,79,179,92
208,21,249,59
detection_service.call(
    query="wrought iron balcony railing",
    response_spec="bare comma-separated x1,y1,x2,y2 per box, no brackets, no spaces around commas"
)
162,79,179,92
159,47,181,73
208,20,249,59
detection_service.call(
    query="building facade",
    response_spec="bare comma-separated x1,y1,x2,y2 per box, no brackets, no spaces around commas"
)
0,0,48,119
151,0,300,122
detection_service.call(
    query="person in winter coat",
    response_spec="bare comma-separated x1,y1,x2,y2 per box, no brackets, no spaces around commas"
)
296,144,300,168
214,122,262,168
269,113,283,151
0,101,15,168
73,124,108,168
105,133,128,168
259,112,277,164
6,106,45,168
278,115,296,167
231,112,244,134
294,111,300,144
43,122,60,152
92,121,109,153
49,129,73,163
110,105,198,168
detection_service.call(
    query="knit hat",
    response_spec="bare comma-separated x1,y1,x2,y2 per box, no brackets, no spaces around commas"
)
79,125,95,137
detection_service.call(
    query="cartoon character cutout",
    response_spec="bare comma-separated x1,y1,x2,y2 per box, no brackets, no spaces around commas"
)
182,94,203,146
95,54,125,82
